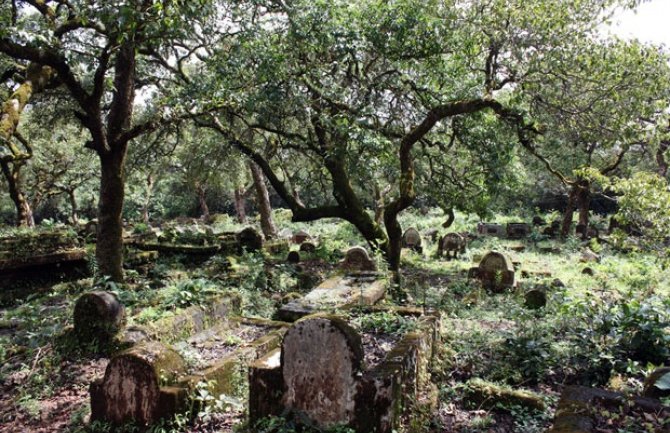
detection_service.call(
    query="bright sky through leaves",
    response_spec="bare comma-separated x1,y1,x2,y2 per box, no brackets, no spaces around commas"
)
609,0,670,46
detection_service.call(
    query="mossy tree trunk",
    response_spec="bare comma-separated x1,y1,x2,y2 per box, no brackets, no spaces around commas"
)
0,160,34,226
249,161,276,239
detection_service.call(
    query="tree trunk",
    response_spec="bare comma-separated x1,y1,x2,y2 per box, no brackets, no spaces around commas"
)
141,173,154,224
442,208,455,228
657,141,669,178
576,180,591,239
196,183,210,221
1,161,34,227
561,186,578,238
96,151,126,282
249,162,276,239
233,186,246,224
68,190,79,225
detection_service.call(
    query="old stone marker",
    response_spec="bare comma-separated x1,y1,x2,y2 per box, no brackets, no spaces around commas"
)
74,291,125,344
341,246,376,272
281,316,363,427
477,222,505,237
471,251,515,292
90,341,187,426
237,227,263,252
292,230,312,244
401,228,423,252
438,232,466,259
506,223,530,239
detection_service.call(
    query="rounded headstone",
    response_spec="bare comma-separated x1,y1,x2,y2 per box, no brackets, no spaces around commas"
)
477,251,515,292
299,241,317,253
90,341,186,425
524,288,547,309
281,316,363,427
287,250,301,263
238,227,263,252
341,246,376,272
292,230,311,245
74,291,125,343
402,228,422,250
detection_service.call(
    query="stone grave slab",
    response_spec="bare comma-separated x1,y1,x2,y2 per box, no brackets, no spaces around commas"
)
277,274,387,322
506,222,530,239
437,233,466,259
476,223,505,237
90,317,288,426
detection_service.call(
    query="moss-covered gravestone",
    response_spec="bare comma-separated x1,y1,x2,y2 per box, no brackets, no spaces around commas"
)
438,233,466,259
506,222,530,239
470,251,515,292
282,316,363,427
237,227,263,253
74,291,125,344
341,246,376,272
292,230,312,244
401,228,422,252
90,341,187,426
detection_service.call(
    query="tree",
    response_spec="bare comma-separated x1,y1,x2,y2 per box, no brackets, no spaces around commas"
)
202,0,640,275
0,0,225,280
520,40,670,236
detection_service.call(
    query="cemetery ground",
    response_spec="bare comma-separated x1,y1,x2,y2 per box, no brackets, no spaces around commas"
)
0,209,669,433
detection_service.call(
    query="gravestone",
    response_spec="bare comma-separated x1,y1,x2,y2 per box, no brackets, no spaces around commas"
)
74,291,125,344
506,223,530,239
401,228,423,252
542,220,561,238
472,251,515,292
438,233,466,259
292,230,311,245
90,341,187,426
477,223,505,237
281,316,363,427
299,241,317,253
237,227,263,252
532,216,546,226
340,246,376,272
287,251,301,263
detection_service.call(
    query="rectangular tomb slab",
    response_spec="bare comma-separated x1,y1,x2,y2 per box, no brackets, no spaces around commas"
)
277,273,387,322
91,317,289,427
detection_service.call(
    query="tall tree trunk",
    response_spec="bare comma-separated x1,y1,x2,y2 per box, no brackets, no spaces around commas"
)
249,161,276,239
576,180,591,238
233,186,246,224
1,161,34,227
141,173,154,224
68,190,78,225
561,186,578,238
657,141,669,178
96,151,126,281
196,183,210,221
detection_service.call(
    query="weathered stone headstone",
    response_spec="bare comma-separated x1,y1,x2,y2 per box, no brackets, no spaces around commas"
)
438,233,466,259
506,223,530,239
237,227,263,252
292,230,311,245
74,291,125,344
299,241,317,253
524,288,547,309
340,246,376,272
401,228,423,252
90,341,187,426
281,316,363,427
423,228,440,242
471,251,515,292
477,223,505,237
532,216,546,226
287,250,301,263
